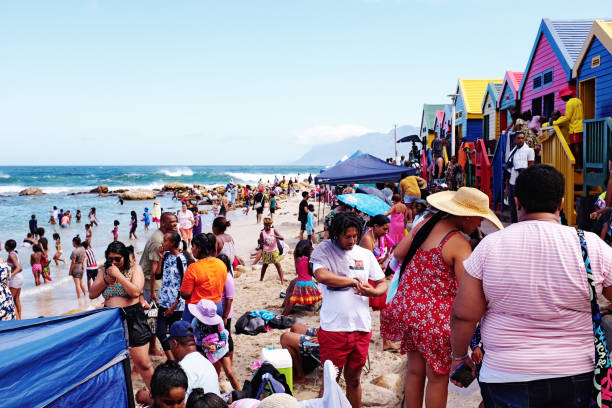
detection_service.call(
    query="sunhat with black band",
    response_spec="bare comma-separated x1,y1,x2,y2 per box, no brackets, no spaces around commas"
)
426,187,503,230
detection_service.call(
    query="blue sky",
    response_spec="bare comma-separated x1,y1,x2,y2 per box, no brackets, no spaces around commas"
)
1,0,608,165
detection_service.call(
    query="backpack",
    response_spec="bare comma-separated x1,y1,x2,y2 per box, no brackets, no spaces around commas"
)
235,312,266,336
231,362,292,401
268,315,295,330
155,252,185,280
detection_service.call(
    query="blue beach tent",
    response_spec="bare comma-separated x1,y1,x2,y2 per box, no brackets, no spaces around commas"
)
314,153,417,185
0,308,134,408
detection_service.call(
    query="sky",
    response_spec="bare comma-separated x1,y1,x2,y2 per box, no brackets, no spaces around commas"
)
0,0,609,165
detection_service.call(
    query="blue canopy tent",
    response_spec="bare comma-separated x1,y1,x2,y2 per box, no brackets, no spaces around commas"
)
0,308,133,408
314,153,416,185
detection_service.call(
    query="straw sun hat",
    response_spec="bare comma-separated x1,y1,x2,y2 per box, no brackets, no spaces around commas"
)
426,187,503,230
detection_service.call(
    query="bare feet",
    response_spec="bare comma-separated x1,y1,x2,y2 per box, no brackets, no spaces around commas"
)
383,339,400,352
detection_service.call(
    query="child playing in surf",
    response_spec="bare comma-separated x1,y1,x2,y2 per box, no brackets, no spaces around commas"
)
52,233,66,265
31,244,43,286
112,220,119,241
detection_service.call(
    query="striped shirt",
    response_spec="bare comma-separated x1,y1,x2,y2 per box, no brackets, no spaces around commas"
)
464,220,612,377
85,248,97,269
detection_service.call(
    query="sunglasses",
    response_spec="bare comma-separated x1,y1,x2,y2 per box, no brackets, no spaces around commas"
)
108,256,123,263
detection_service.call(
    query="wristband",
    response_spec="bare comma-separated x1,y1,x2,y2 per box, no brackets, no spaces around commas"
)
452,353,469,361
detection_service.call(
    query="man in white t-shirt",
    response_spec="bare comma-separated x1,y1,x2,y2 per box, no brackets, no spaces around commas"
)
310,212,388,408
169,321,221,401
506,131,534,223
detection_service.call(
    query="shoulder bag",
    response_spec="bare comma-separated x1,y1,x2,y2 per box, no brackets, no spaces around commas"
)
577,228,612,408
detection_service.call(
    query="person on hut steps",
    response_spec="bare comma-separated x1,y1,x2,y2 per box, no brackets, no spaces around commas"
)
451,164,612,407
554,86,584,169
506,131,534,224
310,212,389,408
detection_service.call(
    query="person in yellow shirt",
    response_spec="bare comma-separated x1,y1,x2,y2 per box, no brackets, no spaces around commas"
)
554,86,584,168
399,174,425,203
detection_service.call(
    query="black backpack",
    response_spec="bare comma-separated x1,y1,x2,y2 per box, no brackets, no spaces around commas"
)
231,362,292,401
235,312,266,336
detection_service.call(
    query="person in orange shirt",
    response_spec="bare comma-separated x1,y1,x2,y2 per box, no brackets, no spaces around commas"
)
180,233,227,322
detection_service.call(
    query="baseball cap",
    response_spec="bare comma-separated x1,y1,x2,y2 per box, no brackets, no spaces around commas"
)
169,320,194,338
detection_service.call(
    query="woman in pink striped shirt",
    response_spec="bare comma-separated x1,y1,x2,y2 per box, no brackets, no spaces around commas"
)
452,164,612,407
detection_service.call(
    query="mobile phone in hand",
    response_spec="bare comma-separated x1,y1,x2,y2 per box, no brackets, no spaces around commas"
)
450,362,476,388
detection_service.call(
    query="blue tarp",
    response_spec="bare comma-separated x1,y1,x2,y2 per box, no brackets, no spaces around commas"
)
315,153,417,185
0,308,131,408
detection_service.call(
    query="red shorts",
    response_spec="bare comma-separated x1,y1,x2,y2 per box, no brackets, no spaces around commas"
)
318,328,372,371
569,132,583,144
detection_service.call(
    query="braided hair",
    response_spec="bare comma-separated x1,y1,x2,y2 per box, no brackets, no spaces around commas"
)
328,212,364,242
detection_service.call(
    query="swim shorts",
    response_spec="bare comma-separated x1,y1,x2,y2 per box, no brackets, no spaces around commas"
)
300,220,307,231
9,272,24,289
318,328,372,371
86,268,98,280
122,303,152,348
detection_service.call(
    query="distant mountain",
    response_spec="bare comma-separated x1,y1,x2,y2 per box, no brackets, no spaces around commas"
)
292,125,419,166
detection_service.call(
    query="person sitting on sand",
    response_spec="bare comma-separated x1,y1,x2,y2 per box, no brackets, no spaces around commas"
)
280,322,320,384
147,360,188,408
52,233,66,265
282,240,321,316
90,241,154,390
259,218,285,284
190,299,241,391
30,244,43,286
170,321,221,400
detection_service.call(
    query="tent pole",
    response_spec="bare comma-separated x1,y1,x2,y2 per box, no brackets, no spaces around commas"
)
318,188,321,226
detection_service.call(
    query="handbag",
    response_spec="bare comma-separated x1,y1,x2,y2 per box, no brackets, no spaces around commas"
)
576,229,612,407
146,301,158,334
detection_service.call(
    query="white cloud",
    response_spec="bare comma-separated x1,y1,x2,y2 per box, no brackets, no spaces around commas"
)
294,124,373,145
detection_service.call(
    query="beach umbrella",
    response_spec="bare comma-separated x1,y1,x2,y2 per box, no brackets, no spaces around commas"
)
397,134,421,143
355,185,391,205
337,193,390,216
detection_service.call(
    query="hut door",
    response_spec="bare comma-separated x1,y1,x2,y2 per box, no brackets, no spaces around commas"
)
483,115,490,140
579,78,595,120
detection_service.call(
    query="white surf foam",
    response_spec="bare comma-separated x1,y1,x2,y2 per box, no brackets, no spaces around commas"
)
21,275,74,298
158,168,194,177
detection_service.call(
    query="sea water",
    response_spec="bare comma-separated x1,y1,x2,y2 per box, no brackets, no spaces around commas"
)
0,165,320,318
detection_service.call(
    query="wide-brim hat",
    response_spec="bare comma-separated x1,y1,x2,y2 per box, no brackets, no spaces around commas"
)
258,393,300,408
154,200,160,205
188,299,222,326
426,187,503,230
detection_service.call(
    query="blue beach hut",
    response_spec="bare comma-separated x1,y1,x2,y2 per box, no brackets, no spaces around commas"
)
0,308,133,407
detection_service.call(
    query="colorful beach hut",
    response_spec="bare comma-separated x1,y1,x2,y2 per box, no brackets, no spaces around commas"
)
443,104,453,138
453,78,503,145
481,82,502,141
518,19,596,120
497,71,524,131
420,104,447,147
572,20,612,196
0,308,133,407
433,109,445,139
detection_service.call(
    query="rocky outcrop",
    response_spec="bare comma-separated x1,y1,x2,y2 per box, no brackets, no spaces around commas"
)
19,187,44,196
119,190,156,200
89,184,109,194
162,182,188,191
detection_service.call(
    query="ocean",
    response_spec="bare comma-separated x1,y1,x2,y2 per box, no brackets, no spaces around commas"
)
0,165,320,318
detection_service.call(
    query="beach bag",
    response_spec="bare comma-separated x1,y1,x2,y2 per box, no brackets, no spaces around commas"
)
235,312,266,336
254,199,263,210
268,315,294,330
577,229,612,408
368,279,386,311
146,301,158,334
231,362,292,401
503,146,518,173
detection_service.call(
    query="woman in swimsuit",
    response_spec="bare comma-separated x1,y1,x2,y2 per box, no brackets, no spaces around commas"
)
52,233,66,265
5,240,23,319
89,241,154,389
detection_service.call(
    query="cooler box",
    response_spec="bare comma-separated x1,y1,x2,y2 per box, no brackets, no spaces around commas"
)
261,348,293,393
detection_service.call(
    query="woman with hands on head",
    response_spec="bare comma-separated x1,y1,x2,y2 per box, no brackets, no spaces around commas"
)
89,240,154,389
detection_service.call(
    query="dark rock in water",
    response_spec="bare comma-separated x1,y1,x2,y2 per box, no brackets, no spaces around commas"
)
90,184,109,194
19,187,44,196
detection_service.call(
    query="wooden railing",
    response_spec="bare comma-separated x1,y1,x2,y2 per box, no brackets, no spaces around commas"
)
474,139,492,203
583,117,612,196
539,125,576,225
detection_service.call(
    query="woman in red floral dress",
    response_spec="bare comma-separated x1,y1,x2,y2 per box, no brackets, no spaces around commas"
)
381,187,502,408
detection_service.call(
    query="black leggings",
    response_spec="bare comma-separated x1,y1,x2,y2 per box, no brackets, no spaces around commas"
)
156,306,183,351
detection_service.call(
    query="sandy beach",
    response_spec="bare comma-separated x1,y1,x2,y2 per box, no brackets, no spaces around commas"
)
130,192,482,407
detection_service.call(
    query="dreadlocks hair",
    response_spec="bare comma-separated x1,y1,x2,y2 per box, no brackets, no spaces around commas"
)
328,212,364,241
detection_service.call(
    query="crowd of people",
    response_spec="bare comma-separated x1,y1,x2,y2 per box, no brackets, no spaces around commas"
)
3,159,612,408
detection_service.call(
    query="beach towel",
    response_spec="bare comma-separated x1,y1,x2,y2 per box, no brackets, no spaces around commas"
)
299,360,351,408
249,310,275,323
